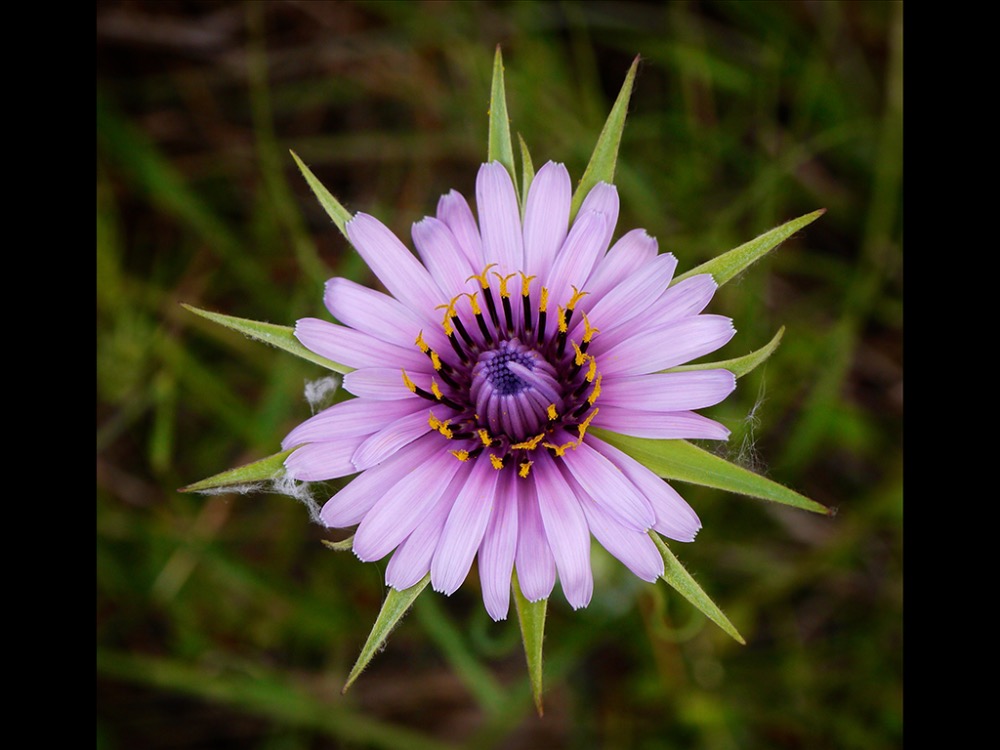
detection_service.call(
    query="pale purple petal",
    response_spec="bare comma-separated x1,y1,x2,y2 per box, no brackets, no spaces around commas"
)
587,435,701,542
592,406,730,440
558,436,656,531
515,474,556,602
576,182,619,255
570,252,677,340
436,189,483,268
532,451,593,610
412,217,478,298
324,277,444,351
476,162,523,273
583,229,659,301
431,456,502,595
319,434,443,528
642,274,718,325
346,213,445,323
282,397,425,449
353,452,465,561
600,370,736,411
522,161,570,280
543,210,608,325
294,318,428,371
284,439,361,481
343,367,431,400
478,470,519,621
385,472,464,590
597,315,736,376
579,492,664,582
352,407,441,470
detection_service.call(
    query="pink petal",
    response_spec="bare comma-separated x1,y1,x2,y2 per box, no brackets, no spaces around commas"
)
532,451,593,610
281,397,425,450
352,407,442,470
596,315,736,376
543,210,608,327
431,456,502,595
436,189,483,269
385,482,460,591
576,181,619,255
642,274,718,325
342,367,432,400
579,488,664,582
583,229,659,301
411,217,478,298
324,277,445,351
559,436,656,531
284,439,361,481
478,470,519,621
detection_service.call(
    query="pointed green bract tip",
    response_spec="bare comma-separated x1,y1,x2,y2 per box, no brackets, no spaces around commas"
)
488,46,518,197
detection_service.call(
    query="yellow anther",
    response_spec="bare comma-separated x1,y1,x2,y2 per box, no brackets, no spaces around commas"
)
557,306,568,334
431,380,444,400
465,291,482,316
587,373,603,405
428,413,442,430
429,414,453,439
576,408,599,443
478,428,493,447
567,285,589,311
489,454,505,470
518,461,533,478
430,351,443,371
466,263,498,289
510,433,546,451
401,369,417,393
492,271,518,298
546,403,559,421
539,287,550,312
542,440,578,458
571,341,587,367
435,296,462,336
519,272,536,297
586,357,598,383
450,449,470,462
415,330,429,353
582,312,601,343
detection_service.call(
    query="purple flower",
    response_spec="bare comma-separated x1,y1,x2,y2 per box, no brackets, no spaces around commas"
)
282,161,737,621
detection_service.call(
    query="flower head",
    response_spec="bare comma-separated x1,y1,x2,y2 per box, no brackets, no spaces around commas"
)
282,160,737,620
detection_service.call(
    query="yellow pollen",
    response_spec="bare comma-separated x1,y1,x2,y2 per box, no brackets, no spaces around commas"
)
430,414,454,439
430,351,442,371
542,440,578,458
587,373,603,405
519,461,533,478
415,330,429,353
431,380,444,400
546,403,559,421
519,272,536,297
567,285,589,311
539,287,550,312
557,306,568,334
428,413,442,430
450,449,470,462
572,341,587,367
478,428,493,446
576,408,599,443
510,433,546,450
465,291,482,316
582,312,600,343
401,369,417,393
586,357,598,383
489,454,505,470
467,263,498,289
492,271,518,298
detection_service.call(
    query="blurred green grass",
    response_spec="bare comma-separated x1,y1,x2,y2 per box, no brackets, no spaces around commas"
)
97,2,902,748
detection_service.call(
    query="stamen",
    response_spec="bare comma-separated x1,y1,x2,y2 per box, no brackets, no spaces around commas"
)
493,271,518,335
510,433,546,451
571,341,587,367
555,306,569,358
543,440,578,458
518,461,533,478
575,408,599,443
450,449,470,462
586,357,598,382
588,373,602,406
402,369,417,394
536,287,549,346
467,291,494,344
546,403,558,421
581,312,600,344
477,428,493,447
489,454,505,470
466,263,498,289
566,286,589,311
430,351,443,371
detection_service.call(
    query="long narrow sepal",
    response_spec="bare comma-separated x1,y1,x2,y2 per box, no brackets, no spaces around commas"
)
343,575,431,693
179,448,297,493
569,55,639,222
183,304,352,374
289,150,353,241
667,326,784,379
649,532,745,645
591,429,831,515
512,570,546,716
672,209,826,288
488,45,518,199
518,133,535,215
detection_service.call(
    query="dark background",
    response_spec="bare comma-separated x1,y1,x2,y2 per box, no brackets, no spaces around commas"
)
97,2,902,748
